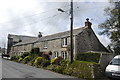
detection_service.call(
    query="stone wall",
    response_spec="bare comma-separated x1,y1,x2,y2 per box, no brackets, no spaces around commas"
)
99,52,114,73
10,37,75,60
34,37,73,60
76,28,109,54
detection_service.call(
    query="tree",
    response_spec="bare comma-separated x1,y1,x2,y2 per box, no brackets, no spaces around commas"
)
98,2,120,55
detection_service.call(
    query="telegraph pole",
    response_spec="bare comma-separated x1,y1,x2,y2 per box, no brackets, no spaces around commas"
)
58,0,74,63
70,0,73,63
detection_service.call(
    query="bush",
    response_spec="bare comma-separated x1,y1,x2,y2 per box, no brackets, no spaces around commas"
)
28,57,37,66
46,65,64,74
23,56,30,64
46,65,56,71
30,47,40,54
18,58,23,63
39,52,43,57
53,66,64,73
41,59,50,67
11,56,17,61
21,52,29,59
60,59,70,67
34,57,44,67
51,58,56,64
11,56,20,61
76,52,101,63
52,56,63,65
42,53,50,60
64,61,101,78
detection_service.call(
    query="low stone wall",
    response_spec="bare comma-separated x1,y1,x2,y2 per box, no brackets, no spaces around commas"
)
99,52,114,73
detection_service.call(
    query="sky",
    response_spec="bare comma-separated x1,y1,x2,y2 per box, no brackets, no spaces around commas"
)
0,0,118,48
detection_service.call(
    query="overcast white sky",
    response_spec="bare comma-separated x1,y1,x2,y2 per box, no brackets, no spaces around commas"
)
0,0,119,48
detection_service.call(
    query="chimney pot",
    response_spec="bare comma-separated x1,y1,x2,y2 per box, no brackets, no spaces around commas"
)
38,32,42,38
85,18,92,28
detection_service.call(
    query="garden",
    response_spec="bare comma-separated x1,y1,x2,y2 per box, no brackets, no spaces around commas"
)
10,47,103,79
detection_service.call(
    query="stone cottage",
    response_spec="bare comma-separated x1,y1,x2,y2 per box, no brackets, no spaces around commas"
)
7,34,37,55
8,19,109,60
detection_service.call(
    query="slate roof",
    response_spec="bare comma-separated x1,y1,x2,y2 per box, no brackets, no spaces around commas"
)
13,26,88,46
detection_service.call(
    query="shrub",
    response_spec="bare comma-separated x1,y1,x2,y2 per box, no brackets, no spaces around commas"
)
30,47,40,54
46,65,56,71
18,58,23,63
52,56,63,65
46,65,64,74
28,57,37,66
64,61,101,78
41,59,50,67
39,52,43,56
23,56,30,64
76,52,101,63
11,56,20,61
60,59,70,67
21,52,29,59
42,53,50,60
51,58,56,64
34,57,44,67
53,66,64,73
11,56,17,61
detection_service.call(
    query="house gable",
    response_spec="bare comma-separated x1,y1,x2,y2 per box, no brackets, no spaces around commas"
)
76,27,109,53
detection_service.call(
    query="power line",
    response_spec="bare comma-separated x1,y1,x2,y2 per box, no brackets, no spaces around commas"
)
4,12,67,28
0,4,70,24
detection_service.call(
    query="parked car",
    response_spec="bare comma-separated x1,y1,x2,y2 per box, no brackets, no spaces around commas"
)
105,55,120,79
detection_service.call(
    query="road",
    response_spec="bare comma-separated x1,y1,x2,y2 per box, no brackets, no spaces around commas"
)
2,59,74,78
1,58,112,80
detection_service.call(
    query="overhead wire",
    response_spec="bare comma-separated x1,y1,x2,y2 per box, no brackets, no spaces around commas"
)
0,3,70,25
2,9,70,28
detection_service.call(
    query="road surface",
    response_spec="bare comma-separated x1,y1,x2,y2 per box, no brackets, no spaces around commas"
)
1,58,112,80
2,59,74,78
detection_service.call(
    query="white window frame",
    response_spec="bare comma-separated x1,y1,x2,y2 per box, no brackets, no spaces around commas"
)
62,38,67,47
54,51,59,58
61,51,67,59
44,41,48,48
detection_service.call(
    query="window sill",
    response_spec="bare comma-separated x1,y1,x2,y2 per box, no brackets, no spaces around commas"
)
44,47,47,49
62,45,67,48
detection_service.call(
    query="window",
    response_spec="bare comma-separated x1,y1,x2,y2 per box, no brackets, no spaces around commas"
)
44,41,48,48
54,51,58,58
61,51,67,59
110,59,120,65
61,38,67,47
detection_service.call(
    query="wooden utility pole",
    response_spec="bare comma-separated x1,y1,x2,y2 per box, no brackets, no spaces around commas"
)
70,0,73,63
58,0,74,63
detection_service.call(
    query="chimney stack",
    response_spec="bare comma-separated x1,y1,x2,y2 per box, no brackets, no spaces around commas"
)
38,32,42,38
85,18,92,28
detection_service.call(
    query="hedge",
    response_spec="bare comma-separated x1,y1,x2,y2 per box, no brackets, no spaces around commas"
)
76,52,101,63
64,61,101,79
34,57,44,67
21,52,29,59
23,56,30,64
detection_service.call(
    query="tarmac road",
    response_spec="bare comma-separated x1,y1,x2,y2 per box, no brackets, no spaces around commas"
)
1,59,112,80
2,59,74,78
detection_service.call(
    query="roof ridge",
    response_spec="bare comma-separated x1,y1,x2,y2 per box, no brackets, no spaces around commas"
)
8,34,37,38
42,26,86,38
13,26,88,46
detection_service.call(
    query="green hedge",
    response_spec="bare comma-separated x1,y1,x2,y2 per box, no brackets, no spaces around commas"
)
34,57,44,67
23,56,30,64
76,52,101,63
21,52,30,59
64,61,101,79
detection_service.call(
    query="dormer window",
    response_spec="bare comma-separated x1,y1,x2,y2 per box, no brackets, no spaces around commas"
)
62,38,67,47
44,41,48,48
